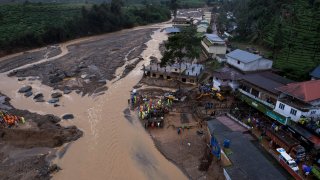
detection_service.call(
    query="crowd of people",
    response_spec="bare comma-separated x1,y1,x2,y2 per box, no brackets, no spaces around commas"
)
0,111,25,128
130,89,174,128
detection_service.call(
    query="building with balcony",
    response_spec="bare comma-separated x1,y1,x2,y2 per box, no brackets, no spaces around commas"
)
172,17,191,27
201,34,226,59
274,80,320,122
226,49,273,72
238,72,294,124
143,62,204,84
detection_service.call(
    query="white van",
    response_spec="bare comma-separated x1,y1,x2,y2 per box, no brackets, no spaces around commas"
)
277,148,299,172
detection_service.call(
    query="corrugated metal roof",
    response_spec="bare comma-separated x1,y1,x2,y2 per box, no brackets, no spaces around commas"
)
227,49,262,63
310,65,320,78
165,27,181,34
205,34,224,42
242,72,292,94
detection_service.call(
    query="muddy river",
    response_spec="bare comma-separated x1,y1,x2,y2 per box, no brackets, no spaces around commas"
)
0,22,187,179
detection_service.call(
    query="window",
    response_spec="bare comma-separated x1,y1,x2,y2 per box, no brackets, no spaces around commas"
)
167,76,171,80
237,60,240,64
279,103,285,110
290,108,297,116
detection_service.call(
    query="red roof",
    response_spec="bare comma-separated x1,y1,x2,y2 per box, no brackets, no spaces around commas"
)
276,80,320,102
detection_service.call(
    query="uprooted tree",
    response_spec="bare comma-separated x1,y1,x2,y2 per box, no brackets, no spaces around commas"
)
160,26,202,66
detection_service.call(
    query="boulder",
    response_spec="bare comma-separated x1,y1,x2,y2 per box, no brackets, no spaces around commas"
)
33,93,44,100
80,74,88,79
28,77,37,81
18,77,26,81
65,71,76,77
98,79,107,85
51,92,62,98
49,76,63,84
63,89,72,94
48,98,59,104
24,91,33,97
62,114,74,120
79,62,87,69
18,85,32,93
35,99,45,102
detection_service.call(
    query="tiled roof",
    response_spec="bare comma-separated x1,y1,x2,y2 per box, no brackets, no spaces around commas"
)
276,80,320,102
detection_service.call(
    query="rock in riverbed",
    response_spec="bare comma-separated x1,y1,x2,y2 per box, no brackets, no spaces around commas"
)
33,93,44,102
51,92,62,98
63,89,72,94
18,86,32,93
18,77,26,81
62,114,74,120
48,98,59,104
24,91,33,97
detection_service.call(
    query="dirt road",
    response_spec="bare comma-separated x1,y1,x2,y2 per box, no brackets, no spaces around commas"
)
0,21,187,179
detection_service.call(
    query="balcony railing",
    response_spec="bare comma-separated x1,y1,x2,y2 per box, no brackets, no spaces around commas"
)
238,89,275,109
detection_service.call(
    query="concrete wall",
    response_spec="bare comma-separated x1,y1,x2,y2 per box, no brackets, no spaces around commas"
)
201,41,226,58
216,56,227,63
197,26,207,33
226,57,272,72
213,77,239,91
274,101,303,122
275,100,320,122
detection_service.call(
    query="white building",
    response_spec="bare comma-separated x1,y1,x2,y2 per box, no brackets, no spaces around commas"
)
201,34,226,59
203,12,211,22
197,24,208,33
212,67,241,91
226,49,273,72
274,80,320,122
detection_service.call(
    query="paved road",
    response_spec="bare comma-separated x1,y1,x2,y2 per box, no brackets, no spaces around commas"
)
208,116,288,180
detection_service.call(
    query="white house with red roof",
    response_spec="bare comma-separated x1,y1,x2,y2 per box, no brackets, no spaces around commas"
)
274,80,320,122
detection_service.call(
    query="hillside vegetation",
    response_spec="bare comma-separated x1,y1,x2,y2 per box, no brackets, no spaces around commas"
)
220,0,320,80
0,1,171,56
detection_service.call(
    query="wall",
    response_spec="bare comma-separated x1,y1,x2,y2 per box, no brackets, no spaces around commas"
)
274,101,303,122
197,26,207,33
216,56,227,63
201,40,226,58
226,57,272,72
227,57,246,71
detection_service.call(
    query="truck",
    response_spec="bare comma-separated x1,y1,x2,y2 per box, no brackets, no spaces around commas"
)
266,128,306,161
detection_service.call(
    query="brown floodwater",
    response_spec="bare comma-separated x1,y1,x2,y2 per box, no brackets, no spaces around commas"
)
0,22,187,180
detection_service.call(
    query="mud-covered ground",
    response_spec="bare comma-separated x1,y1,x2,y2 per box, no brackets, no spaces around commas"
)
0,92,82,179
4,28,156,95
0,46,61,73
135,87,225,179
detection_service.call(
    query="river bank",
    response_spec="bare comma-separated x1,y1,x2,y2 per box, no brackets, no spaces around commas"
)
0,92,82,179
0,20,189,179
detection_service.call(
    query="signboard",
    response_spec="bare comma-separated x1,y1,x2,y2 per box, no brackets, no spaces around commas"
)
210,136,221,159
266,110,287,125
240,94,288,125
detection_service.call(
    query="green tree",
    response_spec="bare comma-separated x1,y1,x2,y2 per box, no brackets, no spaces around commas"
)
111,0,124,14
161,26,201,66
206,27,213,33
170,0,179,17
